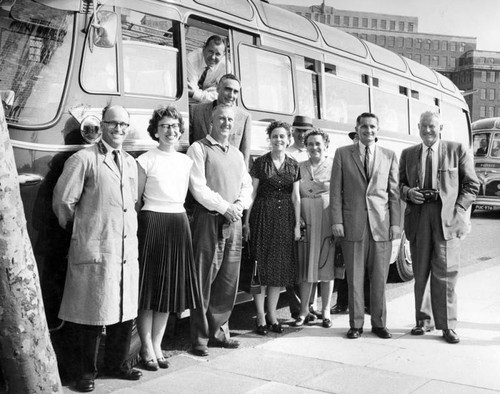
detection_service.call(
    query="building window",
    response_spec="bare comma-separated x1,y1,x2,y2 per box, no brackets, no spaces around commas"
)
362,18,368,28
390,20,395,30
415,39,421,49
397,37,403,48
320,14,325,23
305,13,311,19
423,55,430,65
353,17,359,27
450,57,456,67
372,19,377,29
399,21,404,31
334,15,340,25
450,41,456,51
408,23,414,32
343,16,349,26
459,43,465,52
414,54,421,63
405,38,412,48
497,107,500,117
441,56,447,67
480,106,485,117
490,72,496,83
381,20,387,29
488,106,495,117
433,40,439,50
378,36,386,45
424,40,430,50
313,14,319,21
431,56,439,67
490,89,495,100
480,89,486,100
442,41,448,51
388,36,395,47
327,15,331,24
481,71,487,82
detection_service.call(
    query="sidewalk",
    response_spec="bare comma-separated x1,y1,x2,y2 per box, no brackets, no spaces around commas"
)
68,258,500,394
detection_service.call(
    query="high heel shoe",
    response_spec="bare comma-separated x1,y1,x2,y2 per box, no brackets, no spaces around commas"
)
268,322,284,333
157,357,170,369
256,320,268,336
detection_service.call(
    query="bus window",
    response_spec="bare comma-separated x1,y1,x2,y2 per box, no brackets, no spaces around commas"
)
185,17,231,104
372,76,409,134
473,132,490,156
409,89,439,136
295,56,318,118
0,1,73,125
239,45,294,114
323,58,369,126
440,102,470,147
121,10,179,98
491,133,500,157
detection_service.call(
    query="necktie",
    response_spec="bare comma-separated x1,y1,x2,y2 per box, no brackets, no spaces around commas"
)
364,146,370,181
197,66,209,89
424,147,433,189
112,150,122,175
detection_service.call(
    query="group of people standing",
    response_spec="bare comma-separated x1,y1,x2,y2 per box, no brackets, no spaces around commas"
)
51,34,479,394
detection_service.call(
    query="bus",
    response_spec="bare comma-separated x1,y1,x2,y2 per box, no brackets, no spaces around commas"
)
2,0,471,324
471,117,500,211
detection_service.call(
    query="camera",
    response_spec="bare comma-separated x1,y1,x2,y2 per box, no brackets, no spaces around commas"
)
419,188,439,202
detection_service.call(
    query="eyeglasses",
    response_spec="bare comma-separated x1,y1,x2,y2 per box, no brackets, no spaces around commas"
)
158,123,180,130
103,121,130,129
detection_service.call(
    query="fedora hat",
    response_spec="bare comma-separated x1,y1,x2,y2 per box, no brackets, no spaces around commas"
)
292,115,313,129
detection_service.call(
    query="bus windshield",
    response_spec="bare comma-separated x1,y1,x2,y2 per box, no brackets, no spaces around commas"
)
0,0,73,125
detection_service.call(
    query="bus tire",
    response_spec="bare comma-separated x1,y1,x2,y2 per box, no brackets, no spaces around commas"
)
394,231,413,282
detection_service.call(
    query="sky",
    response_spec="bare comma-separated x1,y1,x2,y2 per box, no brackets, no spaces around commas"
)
270,0,500,52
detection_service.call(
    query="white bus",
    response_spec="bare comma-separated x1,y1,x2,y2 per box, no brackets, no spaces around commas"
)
2,0,471,326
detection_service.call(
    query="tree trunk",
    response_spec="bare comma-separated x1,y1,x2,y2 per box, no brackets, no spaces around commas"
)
0,105,62,392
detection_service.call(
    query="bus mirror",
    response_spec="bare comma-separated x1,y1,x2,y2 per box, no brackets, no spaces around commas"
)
92,10,118,48
80,115,101,144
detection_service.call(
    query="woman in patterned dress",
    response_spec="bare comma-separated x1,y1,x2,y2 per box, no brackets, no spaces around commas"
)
244,120,301,335
295,129,335,328
136,106,200,370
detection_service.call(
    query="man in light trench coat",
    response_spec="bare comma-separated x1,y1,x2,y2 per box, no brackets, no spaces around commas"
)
53,105,142,392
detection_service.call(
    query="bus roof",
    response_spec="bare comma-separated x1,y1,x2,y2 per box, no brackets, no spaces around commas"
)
472,118,500,131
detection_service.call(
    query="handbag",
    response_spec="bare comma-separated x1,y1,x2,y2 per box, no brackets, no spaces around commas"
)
333,239,346,279
238,241,262,295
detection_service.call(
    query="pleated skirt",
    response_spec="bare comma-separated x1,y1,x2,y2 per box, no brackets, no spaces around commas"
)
138,210,201,313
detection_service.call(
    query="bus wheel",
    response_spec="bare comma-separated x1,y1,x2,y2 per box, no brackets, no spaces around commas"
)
394,231,413,282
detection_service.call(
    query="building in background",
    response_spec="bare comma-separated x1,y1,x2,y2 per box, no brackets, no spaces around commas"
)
277,3,499,122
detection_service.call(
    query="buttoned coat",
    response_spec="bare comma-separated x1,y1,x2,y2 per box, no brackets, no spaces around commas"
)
53,142,139,325
189,101,251,167
330,144,400,242
399,140,479,242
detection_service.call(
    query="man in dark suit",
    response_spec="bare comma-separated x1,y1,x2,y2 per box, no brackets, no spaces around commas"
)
189,74,251,167
399,111,479,344
331,112,401,339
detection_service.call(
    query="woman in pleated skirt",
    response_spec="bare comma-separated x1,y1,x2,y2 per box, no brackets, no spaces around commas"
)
136,106,201,371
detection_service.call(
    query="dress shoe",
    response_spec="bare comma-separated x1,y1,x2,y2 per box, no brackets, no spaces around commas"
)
346,328,363,339
306,313,316,322
293,316,306,327
371,327,392,339
141,358,159,371
330,304,348,314
157,357,170,369
208,338,240,349
322,318,332,328
411,321,433,335
105,368,142,381
268,322,284,333
190,347,209,357
75,378,95,392
309,306,322,318
442,329,460,344
256,321,268,335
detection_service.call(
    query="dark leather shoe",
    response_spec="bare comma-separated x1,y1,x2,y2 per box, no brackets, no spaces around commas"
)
269,322,284,333
346,328,363,339
208,339,240,349
157,357,170,369
141,358,159,371
372,327,392,339
322,318,332,328
256,323,268,335
411,322,432,336
75,378,94,392
107,368,142,381
443,329,460,344
330,304,348,314
191,347,209,357
309,306,322,318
